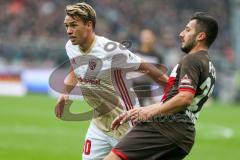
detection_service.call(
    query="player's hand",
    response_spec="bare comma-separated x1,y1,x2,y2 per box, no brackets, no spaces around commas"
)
111,112,129,130
111,107,153,130
55,94,70,118
126,108,151,123
111,109,141,130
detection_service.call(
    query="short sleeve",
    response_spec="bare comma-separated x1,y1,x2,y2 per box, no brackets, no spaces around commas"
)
111,45,141,71
178,55,202,95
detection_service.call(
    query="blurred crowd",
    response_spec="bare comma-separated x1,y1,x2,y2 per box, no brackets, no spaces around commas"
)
0,0,231,64
0,0,238,101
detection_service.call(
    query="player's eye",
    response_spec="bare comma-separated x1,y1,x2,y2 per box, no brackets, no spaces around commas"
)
65,23,77,29
185,28,190,32
70,24,78,28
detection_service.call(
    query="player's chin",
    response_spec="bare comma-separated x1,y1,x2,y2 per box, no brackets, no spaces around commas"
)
70,39,77,45
180,45,185,51
180,42,185,48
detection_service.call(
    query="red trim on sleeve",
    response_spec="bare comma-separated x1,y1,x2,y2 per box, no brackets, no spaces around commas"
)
112,148,128,160
179,88,196,95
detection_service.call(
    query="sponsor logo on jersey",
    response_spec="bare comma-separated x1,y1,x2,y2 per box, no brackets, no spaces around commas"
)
78,76,101,85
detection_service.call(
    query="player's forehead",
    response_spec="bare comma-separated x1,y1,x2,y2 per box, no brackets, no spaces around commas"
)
185,19,198,30
64,15,79,24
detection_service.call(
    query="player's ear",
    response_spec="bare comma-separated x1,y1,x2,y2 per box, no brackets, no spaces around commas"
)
197,32,206,41
86,21,93,29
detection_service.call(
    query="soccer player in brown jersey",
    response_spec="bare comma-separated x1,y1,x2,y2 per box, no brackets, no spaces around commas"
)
105,12,218,160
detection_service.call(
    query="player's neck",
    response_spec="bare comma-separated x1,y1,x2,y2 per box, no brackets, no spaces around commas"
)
189,43,208,54
79,33,96,53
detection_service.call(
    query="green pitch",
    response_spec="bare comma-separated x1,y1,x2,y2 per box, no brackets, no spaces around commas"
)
0,94,239,160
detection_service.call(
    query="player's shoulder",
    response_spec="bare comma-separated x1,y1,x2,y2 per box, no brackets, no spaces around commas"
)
182,51,209,63
96,35,113,46
65,40,72,48
65,40,80,58
181,51,211,73
95,35,126,54
65,40,77,50
96,35,110,42
95,35,120,48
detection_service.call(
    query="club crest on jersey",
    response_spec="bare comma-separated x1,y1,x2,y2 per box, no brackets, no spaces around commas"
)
89,59,97,70
180,74,192,85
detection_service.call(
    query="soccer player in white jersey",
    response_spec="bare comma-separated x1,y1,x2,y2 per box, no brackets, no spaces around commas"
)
55,2,168,160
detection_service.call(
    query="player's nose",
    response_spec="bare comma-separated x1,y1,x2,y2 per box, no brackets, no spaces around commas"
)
67,28,73,35
179,31,184,40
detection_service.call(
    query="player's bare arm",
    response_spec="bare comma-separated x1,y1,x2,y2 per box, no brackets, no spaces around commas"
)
111,91,194,129
138,61,169,87
55,66,78,118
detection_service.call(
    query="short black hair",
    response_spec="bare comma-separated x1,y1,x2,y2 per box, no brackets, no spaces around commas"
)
191,12,218,47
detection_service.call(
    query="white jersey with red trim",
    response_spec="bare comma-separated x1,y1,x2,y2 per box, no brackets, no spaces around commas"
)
65,35,141,139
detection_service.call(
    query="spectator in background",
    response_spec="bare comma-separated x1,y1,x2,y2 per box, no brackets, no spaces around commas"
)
133,29,163,106
0,0,232,101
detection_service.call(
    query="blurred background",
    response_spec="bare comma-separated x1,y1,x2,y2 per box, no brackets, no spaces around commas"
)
0,0,239,160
